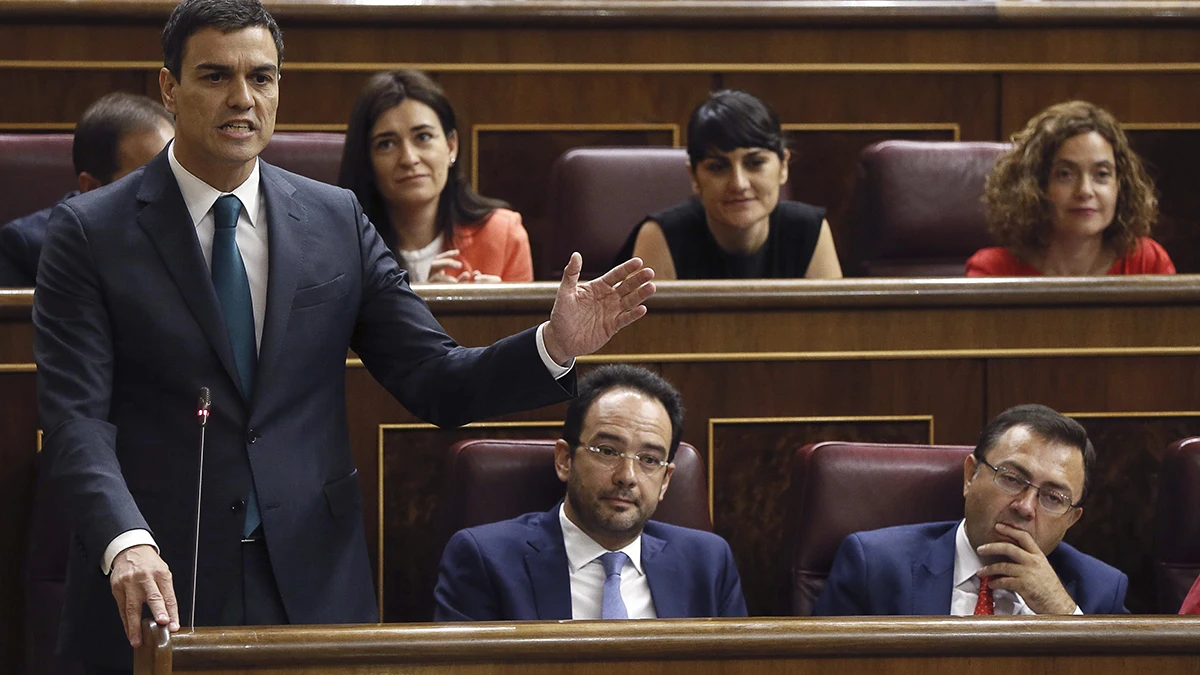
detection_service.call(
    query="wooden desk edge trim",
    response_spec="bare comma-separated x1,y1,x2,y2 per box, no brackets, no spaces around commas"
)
153,617,1200,667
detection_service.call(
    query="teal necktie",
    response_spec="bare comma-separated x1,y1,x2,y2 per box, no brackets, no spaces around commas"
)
211,194,260,537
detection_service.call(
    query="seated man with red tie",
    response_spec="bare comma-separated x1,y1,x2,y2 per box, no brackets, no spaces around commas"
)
815,404,1129,616
434,365,747,621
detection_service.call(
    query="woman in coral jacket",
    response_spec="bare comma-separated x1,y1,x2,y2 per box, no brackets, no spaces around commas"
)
339,70,533,283
967,100,1174,277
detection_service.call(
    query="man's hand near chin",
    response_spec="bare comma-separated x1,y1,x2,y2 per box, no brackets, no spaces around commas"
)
110,544,180,647
976,522,1078,615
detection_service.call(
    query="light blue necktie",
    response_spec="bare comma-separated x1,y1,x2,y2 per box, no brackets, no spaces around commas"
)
599,551,629,619
211,194,260,537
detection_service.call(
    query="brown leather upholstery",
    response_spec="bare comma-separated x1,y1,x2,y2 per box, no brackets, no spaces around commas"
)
1156,437,1200,613
544,147,694,280
849,140,1010,277
784,441,972,616
259,132,346,186
0,134,76,226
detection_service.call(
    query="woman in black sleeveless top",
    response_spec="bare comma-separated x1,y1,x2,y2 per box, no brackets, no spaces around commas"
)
620,90,842,279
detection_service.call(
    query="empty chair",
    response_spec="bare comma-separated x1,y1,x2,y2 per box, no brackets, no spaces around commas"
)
848,140,1009,276
1156,437,1200,612
0,134,76,227
543,147,693,280
784,441,972,616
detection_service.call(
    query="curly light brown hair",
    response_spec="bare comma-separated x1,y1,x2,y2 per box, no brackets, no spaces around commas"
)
983,100,1158,258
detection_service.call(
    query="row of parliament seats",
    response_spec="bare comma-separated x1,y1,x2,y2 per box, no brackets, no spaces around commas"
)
0,132,1007,280
22,436,1200,674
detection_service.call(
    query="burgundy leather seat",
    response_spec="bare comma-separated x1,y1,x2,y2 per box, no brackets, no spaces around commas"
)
784,441,972,615
849,140,1010,277
260,132,346,186
1157,437,1200,612
544,147,694,280
0,134,76,226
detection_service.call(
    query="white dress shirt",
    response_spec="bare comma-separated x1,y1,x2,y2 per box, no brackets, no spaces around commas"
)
950,519,1081,616
101,144,572,573
559,503,657,619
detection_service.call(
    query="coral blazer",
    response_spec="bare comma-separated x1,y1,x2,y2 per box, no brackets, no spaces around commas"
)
966,237,1175,276
452,208,534,281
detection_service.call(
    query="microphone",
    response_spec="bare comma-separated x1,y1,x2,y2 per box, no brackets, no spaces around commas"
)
189,387,211,631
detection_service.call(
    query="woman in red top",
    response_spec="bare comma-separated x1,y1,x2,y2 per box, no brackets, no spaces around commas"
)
967,101,1174,276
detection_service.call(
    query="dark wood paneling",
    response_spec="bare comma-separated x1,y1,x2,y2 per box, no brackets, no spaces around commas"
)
0,70,157,124
1000,73,1200,134
0,371,39,675
710,417,934,616
1127,129,1200,274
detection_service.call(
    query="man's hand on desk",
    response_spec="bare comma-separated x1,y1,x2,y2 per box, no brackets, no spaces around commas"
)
543,253,655,365
110,544,179,646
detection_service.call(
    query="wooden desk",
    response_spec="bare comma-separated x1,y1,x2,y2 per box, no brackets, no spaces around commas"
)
134,616,1200,675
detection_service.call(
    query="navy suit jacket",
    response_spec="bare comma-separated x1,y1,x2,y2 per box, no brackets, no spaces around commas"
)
0,191,78,286
433,506,748,621
813,521,1130,616
34,151,573,668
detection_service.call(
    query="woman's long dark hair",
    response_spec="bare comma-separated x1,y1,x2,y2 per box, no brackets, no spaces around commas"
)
338,69,508,252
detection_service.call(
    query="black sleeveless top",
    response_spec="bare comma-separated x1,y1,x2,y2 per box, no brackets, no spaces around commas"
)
617,198,826,279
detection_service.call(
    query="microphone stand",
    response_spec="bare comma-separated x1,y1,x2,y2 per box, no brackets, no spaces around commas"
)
190,387,211,631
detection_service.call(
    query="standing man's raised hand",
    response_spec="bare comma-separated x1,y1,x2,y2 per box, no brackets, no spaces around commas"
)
543,253,655,365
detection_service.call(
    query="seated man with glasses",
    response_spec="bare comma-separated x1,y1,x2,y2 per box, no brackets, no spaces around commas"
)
434,364,747,621
815,404,1129,616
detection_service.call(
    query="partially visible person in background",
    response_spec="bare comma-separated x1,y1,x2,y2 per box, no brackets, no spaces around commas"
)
967,100,1173,276
621,89,841,280
338,69,533,283
0,92,174,286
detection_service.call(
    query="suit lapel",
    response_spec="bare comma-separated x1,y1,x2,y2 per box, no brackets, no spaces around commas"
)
135,153,242,395
525,508,572,620
254,163,305,403
642,532,684,618
911,525,958,615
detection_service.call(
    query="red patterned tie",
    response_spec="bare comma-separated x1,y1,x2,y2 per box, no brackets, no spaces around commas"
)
974,575,994,615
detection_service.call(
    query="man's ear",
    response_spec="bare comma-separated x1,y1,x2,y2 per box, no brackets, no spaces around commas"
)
554,439,573,483
159,67,179,115
77,172,104,194
963,454,979,498
1067,505,1083,528
658,462,674,501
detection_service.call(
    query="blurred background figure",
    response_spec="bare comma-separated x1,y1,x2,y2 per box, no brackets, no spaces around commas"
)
621,89,841,280
968,100,1173,277
0,92,174,286
338,70,533,283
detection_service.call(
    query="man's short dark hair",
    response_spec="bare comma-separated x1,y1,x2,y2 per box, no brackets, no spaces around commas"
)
72,92,174,184
561,365,686,460
162,0,284,79
973,403,1096,503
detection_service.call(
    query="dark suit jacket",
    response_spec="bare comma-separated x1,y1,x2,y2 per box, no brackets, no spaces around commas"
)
0,191,78,286
433,506,747,621
813,521,1130,616
33,151,573,668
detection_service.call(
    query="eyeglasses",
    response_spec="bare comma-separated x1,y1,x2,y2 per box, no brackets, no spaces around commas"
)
977,457,1081,515
578,444,669,474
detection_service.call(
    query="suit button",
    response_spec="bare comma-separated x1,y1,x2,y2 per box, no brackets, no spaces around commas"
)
247,429,258,444
231,500,246,513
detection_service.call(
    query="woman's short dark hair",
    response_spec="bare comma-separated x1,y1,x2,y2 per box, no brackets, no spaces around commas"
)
161,0,284,79
984,100,1158,258
974,403,1096,503
73,92,174,184
337,69,508,253
560,365,686,460
686,89,787,169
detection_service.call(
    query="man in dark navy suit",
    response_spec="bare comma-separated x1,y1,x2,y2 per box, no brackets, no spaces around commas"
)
34,1,656,672
434,365,747,621
0,92,173,286
815,404,1128,617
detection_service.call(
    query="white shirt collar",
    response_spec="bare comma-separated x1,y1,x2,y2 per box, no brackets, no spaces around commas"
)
953,519,984,589
167,140,262,229
559,502,645,576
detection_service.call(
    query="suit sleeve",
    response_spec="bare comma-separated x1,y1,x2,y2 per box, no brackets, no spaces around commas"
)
813,534,871,616
0,218,37,286
433,530,502,622
33,202,148,567
348,197,573,428
717,539,748,617
1111,571,1131,614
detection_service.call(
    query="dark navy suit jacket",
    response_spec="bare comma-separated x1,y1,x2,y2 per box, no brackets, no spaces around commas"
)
0,191,78,286
434,506,748,621
814,521,1129,615
34,151,573,668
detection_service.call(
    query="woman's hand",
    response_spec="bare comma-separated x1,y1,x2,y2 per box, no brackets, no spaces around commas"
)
426,249,503,283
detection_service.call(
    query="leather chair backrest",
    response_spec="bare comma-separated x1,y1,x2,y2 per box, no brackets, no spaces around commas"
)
1156,437,1200,612
0,134,76,226
544,147,694,280
260,132,346,186
849,140,1010,277
785,441,972,615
